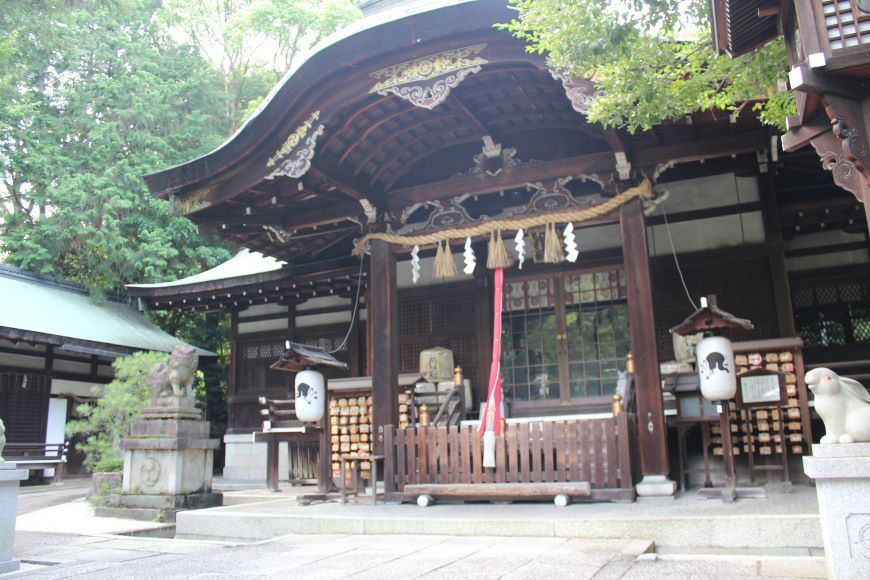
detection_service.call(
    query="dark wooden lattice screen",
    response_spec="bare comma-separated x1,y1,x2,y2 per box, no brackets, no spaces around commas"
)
651,253,780,360
0,372,51,443
792,277,870,347
237,338,292,392
398,286,479,392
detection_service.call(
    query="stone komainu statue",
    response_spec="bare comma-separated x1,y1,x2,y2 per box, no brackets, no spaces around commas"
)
148,346,199,406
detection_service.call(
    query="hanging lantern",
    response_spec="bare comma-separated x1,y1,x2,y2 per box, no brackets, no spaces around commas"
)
670,295,754,402
294,369,325,422
695,334,736,401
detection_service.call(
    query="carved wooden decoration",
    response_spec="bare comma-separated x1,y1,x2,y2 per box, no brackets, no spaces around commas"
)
549,69,604,115
369,44,488,110
265,112,325,180
172,187,213,215
397,176,609,237
398,198,477,235
471,137,518,176
826,95,870,183
811,130,869,204
507,177,605,218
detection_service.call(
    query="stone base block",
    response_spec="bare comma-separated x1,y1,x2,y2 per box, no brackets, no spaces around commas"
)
803,443,870,580
0,462,28,573
0,558,20,574
98,492,222,523
636,474,677,497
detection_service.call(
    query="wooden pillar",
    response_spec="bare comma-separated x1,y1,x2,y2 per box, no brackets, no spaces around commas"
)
620,198,672,489
758,173,796,337
318,378,333,493
369,239,398,455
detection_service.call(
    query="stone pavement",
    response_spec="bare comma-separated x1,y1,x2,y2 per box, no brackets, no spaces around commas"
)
4,480,827,579
6,530,826,579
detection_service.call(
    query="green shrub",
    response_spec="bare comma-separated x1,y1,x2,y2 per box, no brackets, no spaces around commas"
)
66,351,167,471
93,456,125,473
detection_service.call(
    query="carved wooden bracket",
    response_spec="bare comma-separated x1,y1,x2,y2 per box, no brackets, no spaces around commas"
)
810,94,870,204
810,130,869,204
265,112,325,180
369,44,488,110
549,69,605,115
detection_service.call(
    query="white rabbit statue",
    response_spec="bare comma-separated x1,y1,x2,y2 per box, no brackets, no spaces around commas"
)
805,367,870,444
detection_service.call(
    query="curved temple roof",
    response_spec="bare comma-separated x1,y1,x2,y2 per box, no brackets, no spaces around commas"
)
144,0,771,268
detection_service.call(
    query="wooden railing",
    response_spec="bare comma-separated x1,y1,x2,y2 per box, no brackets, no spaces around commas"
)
430,385,465,427
383,413,637,502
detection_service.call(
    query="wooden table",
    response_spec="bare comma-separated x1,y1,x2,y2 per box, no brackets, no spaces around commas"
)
339,453,384,505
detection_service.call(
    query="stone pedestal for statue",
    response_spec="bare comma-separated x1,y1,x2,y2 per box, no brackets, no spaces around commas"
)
803,443,870,580
98,398,221,522
97,347,221,522
0,462,28,573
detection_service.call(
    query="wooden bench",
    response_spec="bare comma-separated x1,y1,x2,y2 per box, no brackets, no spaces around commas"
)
3,442,68,484
255,396,324,492
403,481,591,507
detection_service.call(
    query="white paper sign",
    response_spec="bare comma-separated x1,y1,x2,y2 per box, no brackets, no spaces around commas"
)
740,375,781,404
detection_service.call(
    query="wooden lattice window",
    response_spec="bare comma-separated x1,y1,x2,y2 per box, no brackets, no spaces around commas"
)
501,269,630,408
0,372,51,443
793,279,870,347
237,338,291,392
821,1,870,50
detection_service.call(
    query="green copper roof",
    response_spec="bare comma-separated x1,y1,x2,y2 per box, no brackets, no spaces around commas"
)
0,266,216,357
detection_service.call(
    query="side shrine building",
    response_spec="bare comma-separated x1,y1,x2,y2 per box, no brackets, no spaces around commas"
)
128,0,870,497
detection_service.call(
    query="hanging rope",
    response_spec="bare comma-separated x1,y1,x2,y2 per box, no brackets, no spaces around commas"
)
352,179,653,255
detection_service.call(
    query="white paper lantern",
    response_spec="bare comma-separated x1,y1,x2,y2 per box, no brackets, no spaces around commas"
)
696,335,736,401
295,369,325,422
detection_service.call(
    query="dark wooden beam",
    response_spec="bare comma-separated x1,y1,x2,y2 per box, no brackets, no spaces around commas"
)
644,201,762,226
204,201,363,229
450,95,490,136
368,239,398,456
757,2,779,17
758,173,796,337
781,114,831,152
788,64,868,101
386,151,614,210
620,198,670,480
308,165,370,202
784,241,869,258
631,130,772,166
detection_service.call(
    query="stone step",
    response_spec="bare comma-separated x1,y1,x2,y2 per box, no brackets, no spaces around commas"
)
175,497,823,550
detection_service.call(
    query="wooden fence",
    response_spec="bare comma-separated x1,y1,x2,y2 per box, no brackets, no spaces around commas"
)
383,413,637,502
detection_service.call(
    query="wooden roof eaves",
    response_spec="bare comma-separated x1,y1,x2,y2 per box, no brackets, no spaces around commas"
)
142,0,516,201
0,326,138,356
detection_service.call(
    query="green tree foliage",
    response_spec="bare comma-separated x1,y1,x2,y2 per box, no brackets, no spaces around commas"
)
501,0,794,132
65,350,166,470
0,0,232,295
159,0,362,130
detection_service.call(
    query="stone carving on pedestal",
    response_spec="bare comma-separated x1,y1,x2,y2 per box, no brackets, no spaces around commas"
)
97,345,221,522
806,368,870,444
